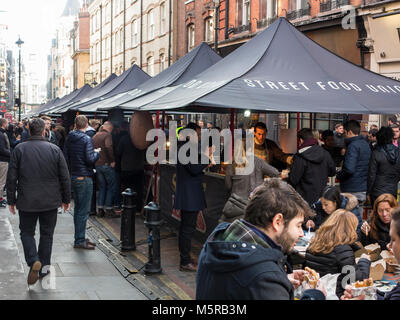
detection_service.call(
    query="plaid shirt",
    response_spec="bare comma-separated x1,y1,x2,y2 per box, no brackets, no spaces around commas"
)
219,219,271,249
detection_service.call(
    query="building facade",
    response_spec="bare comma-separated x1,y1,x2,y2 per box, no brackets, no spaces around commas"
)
88,0,177,83
71,5,91,89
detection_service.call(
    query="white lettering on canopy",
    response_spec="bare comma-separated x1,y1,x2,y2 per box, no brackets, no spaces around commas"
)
243,79,400,94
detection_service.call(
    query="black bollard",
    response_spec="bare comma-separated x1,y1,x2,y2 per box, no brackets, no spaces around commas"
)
120,188,137,251
144,202,163,274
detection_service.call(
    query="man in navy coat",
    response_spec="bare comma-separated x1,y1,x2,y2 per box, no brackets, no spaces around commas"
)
174,122,211,272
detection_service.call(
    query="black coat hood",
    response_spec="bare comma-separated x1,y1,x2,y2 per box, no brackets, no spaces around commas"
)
380,144,400,165
298,145,326,163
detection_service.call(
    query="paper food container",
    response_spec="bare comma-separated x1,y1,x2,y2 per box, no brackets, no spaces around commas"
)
364,243,381,255
370,259,386,281
351,285,377,300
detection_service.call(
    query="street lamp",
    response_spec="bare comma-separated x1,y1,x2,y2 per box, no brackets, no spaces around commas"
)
15,36,24,121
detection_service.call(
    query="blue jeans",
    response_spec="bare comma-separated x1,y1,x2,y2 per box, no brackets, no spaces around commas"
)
96,165,116,209
72,177,93,246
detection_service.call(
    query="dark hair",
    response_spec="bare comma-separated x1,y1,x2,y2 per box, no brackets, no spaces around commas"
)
254,122,267,131
321,130,334,141
0,118,7,128
335,123,343,129
29,118,46,136
297,128,313,141
368,128,378,137
321,186,341,210
376,126,394,146
244,178,315,229
390,123,399,129
389,116,398,124
344,120,361,135
391,207,400,238
185,122,201,131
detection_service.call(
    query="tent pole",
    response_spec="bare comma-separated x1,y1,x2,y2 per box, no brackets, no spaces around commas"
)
297,112,300,149
230,108,234,163
154,111,160,204
310,113,313,130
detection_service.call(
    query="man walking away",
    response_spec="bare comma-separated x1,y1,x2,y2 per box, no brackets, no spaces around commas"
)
92,121,120,218
337,120,371,206
0,118,10,208
7,118,71,285
288,128,336,205
64,115,99,250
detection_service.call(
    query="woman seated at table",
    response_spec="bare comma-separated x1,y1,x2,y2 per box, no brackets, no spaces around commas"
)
305,186,362,233
304,209,371,298
222,141,280,223
359,193,398,250
342,207,400,300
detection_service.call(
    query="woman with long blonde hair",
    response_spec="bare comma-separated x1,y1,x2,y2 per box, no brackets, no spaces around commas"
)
360,193,398,250
304,209,371,298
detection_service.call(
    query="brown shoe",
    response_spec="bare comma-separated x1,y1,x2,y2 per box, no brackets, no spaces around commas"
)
180,263,198,272
105,209,120,218
28,261,42,285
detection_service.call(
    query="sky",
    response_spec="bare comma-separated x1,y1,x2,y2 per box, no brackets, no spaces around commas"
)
0,0,76,87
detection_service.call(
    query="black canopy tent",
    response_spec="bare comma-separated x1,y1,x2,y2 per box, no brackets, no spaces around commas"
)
131,17,400,115
39,83,94,116
93,42,222,113
46,74,118,116
55,65,151,115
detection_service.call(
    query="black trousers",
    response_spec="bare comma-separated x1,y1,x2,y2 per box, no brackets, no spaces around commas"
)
120,170,144,212
178,210,198,266
19,209,57,268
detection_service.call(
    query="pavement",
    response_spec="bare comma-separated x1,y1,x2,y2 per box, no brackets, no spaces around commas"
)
87,211,201,300
0,206,148,300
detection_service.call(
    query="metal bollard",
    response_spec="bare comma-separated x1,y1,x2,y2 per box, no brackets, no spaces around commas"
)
144,202,163,274
120,188,137,251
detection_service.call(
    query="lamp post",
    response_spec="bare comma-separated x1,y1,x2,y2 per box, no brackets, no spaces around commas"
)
15,36,23,121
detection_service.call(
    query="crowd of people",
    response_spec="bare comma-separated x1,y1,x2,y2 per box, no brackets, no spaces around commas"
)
3,114,146,285
194,116,400,300
2,111,399,300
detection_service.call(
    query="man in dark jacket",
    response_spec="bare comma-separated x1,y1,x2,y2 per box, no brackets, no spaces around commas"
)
196,178,324,300
337,120,371,205
253,122,292,170
41,116,57,145
7,118,71,285
321,130,344,167
115,125,146,213
175,123,211,272
333,123,346,149
64,115,99,250
0,118,10,208
288,128,336,205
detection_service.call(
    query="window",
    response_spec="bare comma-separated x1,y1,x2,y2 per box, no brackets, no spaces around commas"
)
243,0,250,25
119,28,123,53
159,53,165,72
260,0,267,20
116,30,120,53
288,0,296,12
160,2,166,34
237,0,242,26
268,0,277,19
147,56,154,76
97,43,100,62
96,11,100,30
131,20,138,46
105,37,109,58
205,17,214,42
90,46,93,64
115,0,119,15
120,0,124,12
187,24,195,51
106,3,111,22
148,9,155,40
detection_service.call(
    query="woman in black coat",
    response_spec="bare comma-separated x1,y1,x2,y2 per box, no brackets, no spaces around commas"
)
359,193,398,250
367,126,400,207
304,209,371,298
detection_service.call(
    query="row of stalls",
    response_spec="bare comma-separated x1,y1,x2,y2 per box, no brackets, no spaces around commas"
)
36,18,400,242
